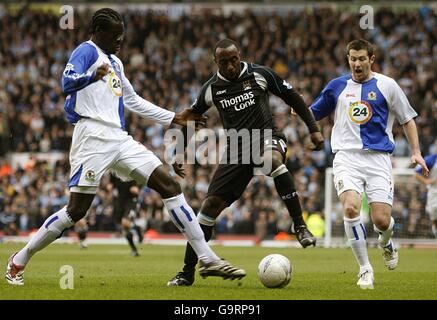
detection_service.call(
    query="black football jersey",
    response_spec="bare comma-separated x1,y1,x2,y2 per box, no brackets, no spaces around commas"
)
192,62,297,134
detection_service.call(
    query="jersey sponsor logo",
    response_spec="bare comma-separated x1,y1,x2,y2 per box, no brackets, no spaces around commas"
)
348,101,372,124
216,89,227,95
108,70,122,97
367,91,377,100
219,91,255,111
282,80,292,90
338,179,344,190
346,93,356,98
63,63,74,76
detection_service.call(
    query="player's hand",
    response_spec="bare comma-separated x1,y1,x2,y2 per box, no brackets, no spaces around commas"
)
172,162,185,178
308,132,324,151
172,108,207,129
129,185,140,196
94,63,110,82
411,153,429,177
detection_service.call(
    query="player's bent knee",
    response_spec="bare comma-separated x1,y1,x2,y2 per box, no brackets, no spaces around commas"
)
67,203,90,222
163,180,182,198
146,166,182,198
121,218,131,230
373,216,390,230
262,153,283,173
343,205,359,218
202,196,227,218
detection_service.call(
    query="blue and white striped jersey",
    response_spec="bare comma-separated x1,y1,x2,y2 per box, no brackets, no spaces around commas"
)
62,40,174,129
310,73,417,154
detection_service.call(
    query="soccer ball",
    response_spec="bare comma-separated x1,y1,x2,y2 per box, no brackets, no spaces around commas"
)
258,254,292,288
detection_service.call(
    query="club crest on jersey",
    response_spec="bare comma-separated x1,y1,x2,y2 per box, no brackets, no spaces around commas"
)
367,91,377,100
85,170,96,182
348,101,372,124
108,70,122,97
282,80,292,90
243,80,251,90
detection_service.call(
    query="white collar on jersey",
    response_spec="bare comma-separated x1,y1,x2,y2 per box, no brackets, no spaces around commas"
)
217,61,248,82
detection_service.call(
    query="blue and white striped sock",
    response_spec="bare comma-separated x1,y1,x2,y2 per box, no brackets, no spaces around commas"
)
344,216,371,270
162,194,219,264
374,217,395,248
14,206,74,266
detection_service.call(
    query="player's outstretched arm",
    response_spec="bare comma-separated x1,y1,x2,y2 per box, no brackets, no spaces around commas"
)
415,173,435,186
403,119,429,177
171,108,207,128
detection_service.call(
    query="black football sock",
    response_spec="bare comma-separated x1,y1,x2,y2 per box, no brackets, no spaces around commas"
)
78,230,87,241
133,225,143,243
182,223,214,275
126,230,137,252
273,166,305,228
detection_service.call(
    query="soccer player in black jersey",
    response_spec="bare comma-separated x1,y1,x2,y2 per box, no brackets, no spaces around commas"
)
167,39,324,286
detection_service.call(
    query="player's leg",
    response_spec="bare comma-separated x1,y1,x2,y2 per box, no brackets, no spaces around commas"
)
167,164,253,286
334,151,373,289
366,152,398,271
433,219,437,238
122,217,139,256
340,190,374,289
264,142,316,248
6,120,117,285
6,192,95,285
370,202,398,270
168,195,228,286
76,218,89,249
131,164,245,280
426,203,437,238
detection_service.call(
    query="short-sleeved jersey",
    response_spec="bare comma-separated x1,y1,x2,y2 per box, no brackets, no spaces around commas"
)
62,40,174,129
191,62,295,135
310,73,417,154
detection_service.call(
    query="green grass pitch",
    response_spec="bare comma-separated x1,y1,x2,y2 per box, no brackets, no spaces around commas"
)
1,243,436,300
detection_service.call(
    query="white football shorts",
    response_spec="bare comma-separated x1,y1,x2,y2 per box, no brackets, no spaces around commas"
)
333,150,393,205
426,191,437,221
69,118,162,194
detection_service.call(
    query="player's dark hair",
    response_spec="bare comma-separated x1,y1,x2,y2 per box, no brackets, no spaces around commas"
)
89,8,123,34
214,38,240,57
347,39,374,57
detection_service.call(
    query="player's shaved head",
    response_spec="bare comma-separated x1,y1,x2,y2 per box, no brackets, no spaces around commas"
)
214,39,240,58
214,39,241,81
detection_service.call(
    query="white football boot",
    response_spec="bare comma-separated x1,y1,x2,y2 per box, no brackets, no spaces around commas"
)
357,267,374,290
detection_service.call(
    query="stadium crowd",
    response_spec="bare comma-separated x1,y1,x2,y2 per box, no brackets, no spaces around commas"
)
1,5,436,239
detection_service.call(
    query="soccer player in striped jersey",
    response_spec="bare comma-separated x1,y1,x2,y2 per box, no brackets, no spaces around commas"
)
5,8,245,286
310,39,429,289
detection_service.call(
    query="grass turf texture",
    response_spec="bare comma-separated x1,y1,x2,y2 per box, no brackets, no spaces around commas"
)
1,243,436,300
